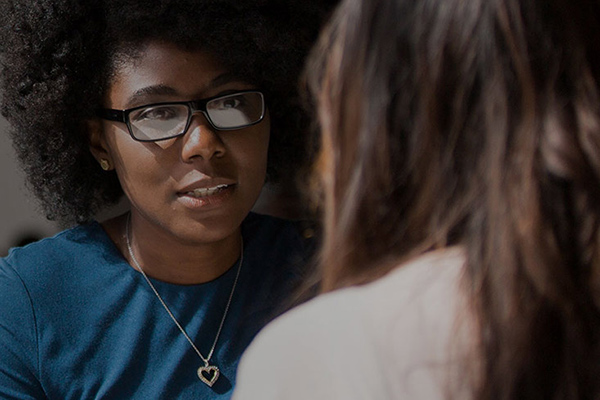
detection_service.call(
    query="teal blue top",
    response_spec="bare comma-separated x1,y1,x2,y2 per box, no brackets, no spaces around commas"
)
0,213,310,399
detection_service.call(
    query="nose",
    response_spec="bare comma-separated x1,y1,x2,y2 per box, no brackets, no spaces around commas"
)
180,113,225,162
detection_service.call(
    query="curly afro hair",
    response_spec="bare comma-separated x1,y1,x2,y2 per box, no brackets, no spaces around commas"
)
0,0,337,224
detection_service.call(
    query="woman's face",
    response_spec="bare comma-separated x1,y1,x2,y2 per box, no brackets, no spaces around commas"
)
93,41,270,245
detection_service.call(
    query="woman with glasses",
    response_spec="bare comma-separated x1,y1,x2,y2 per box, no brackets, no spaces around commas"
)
0,0,333,398
234,0,600,398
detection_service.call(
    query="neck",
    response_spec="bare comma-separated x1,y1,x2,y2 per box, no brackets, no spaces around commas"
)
104,213,242,284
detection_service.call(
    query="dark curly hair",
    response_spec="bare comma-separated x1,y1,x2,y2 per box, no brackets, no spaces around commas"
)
0,0,336,224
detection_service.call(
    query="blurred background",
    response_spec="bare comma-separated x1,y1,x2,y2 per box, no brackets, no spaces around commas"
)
0,115,61,256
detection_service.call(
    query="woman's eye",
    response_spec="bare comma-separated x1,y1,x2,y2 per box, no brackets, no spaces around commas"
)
223,98,241,109
214,96,244,110
137,106,179,121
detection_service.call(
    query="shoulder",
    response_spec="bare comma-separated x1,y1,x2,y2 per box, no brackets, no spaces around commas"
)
0,224,111,397
2,222,113,285
242,212,315,246
363,248,471,397
234,248,471,400
241,212,316,275
0,222,100,301
243,246,467,350
238,213,318,316
6,221,106,257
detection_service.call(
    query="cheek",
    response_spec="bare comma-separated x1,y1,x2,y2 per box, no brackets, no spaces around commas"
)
104,126,166,192
256,126,271,174
235,121,270,176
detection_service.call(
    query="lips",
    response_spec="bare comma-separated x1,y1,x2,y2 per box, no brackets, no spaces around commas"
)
177,178,237,199
176,180,236,210
185,184,230,198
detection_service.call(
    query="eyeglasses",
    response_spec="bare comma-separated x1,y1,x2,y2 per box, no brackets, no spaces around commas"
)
99,90,265,142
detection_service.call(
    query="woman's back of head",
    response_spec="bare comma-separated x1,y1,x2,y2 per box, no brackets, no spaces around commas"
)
308,0,600,397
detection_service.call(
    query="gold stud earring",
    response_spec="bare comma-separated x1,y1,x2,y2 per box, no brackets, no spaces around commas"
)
99,159,111,171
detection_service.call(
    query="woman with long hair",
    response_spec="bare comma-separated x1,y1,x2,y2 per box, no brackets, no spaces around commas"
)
234,0,600,398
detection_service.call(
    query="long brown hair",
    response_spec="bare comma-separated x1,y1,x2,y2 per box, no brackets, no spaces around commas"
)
306,0,600,398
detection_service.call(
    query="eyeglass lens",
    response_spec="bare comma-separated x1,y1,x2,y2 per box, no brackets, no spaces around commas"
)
128,92,264,141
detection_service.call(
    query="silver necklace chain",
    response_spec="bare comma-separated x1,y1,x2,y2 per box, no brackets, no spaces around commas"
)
125,215,243,387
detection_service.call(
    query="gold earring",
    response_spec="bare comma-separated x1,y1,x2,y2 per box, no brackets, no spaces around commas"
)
99,159,111,171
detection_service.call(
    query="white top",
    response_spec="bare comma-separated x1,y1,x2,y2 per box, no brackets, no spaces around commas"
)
233,247,475,400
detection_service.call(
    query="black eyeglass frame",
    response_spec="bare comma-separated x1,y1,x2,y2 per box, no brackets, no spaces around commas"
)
98,90,266,142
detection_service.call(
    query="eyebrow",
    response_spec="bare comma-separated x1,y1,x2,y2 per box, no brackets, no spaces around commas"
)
124,72,245,107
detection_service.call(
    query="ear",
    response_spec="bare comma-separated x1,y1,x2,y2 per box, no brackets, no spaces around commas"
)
87,118,113,169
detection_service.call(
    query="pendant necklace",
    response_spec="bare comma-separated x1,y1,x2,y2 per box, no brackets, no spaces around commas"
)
125,215,243,387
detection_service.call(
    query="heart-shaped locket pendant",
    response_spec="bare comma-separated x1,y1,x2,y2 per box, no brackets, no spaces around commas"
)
197,365,220,387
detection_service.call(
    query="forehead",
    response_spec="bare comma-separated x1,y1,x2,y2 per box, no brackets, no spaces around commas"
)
105,41,234,108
